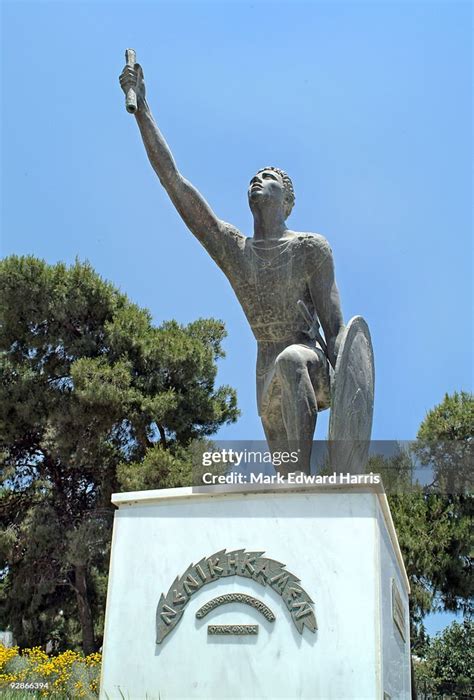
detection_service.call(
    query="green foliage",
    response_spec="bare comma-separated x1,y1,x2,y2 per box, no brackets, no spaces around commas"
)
374,392,474,654
414,621,474,695
415,391,473,495
0,256,238,653
388,489,473,652
117,443,193,492
428,620,473,688
418,391,474,443
413,392,473,617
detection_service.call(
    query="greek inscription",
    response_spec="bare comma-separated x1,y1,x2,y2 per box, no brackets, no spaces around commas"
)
195,594,276,622
156,549,317,645
254,559,272,584
270,571,290,592
242,554,256,576
227,553,239,572
195,564,207,582
286,585,303,604
183,574,199,595
207,556,224,578
160,604,177,626
172,589,186,605
293,601,313,620
208,625,258,636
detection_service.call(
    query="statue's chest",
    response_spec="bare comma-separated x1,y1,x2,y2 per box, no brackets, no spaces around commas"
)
228,247,309,322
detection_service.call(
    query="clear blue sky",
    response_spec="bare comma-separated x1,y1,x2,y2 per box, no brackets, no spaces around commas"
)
1,1,472,634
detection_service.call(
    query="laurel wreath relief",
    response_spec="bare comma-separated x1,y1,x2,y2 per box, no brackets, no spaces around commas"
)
156,549,317,644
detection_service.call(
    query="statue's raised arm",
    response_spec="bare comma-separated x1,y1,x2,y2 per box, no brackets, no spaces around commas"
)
119,60,226,244
120,52,374,475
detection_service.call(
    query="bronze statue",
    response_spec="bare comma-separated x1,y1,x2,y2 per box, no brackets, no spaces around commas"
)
119,53,374,475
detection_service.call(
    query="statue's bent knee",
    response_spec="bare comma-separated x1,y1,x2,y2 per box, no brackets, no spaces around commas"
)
275,345,311,378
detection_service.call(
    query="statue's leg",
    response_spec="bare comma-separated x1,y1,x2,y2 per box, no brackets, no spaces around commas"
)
274,344,328,474
257,349,288,463
260,383,296,475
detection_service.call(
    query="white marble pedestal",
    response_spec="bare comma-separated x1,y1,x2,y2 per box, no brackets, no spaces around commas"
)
100,483,411,700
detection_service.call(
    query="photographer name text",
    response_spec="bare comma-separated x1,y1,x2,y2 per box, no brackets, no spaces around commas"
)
201,472,381,485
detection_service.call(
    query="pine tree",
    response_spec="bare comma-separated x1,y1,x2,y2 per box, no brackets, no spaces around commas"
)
0,256,238,653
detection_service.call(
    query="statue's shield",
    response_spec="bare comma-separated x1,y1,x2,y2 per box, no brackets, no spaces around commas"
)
328,316,375,474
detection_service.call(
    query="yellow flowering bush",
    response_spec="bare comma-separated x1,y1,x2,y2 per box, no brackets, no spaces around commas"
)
0,643,101,698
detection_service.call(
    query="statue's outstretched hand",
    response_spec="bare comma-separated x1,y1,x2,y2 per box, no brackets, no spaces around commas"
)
119,63,146,108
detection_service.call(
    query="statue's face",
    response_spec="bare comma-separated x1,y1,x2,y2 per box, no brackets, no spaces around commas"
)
248,169,286,215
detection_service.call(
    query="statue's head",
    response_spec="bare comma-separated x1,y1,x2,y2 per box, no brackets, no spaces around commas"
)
248,166,295,220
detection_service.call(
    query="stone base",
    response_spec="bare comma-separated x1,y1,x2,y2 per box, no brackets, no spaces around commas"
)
100,483,411,699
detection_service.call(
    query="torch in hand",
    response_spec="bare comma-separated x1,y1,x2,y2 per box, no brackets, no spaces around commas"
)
123,48,138,114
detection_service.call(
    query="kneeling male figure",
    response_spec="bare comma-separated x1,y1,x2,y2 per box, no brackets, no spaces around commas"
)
120,61,345,474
